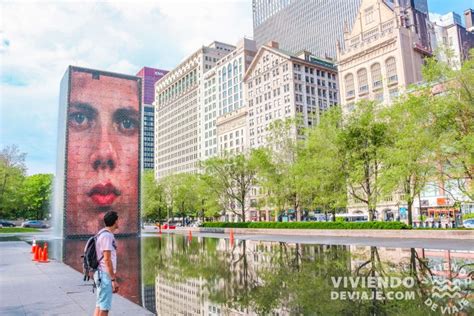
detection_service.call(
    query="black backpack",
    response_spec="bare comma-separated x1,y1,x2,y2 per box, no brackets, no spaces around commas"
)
82,230,106,282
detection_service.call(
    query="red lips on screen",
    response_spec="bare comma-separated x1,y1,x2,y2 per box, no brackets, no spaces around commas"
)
88,182,121,207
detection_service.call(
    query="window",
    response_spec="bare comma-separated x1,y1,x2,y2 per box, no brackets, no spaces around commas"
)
386,57,397,83
357,68,368,94
365,8,374,24
371,63,382,89
233,60,238,75
389,88,398,99
345,73,355,98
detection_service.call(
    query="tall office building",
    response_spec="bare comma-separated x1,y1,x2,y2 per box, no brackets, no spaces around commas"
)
429,10,474,69
252,0,362,59
240,42,339,222
245,41,339,150
337,0,431,114
202,38,257,159
337,0,432,220
136,67,168,170
154,42,235,179
465,9,474,32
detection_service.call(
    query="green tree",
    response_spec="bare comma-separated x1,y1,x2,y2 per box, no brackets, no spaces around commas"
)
382,93,436,225
195,174,222,220
21,174,53,220
142,170,166,222
424,49,474,200
341,101,392,221
253,119,307,221
0,145,27,218
202,153,259,222
304,108,347,220
172,173,202,223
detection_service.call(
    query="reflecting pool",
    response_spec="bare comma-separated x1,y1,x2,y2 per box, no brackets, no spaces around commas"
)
138,235,473,316
26,233,473,315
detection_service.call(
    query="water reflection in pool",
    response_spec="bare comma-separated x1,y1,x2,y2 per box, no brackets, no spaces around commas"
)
140,235,473,316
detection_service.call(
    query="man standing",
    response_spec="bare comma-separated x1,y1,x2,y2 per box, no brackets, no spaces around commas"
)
94,211,119,316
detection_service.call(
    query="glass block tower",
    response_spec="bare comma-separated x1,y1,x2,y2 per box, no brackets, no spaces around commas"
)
252,0,362,58
136,67,168,170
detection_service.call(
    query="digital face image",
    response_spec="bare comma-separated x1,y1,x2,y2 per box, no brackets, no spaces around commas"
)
65,69,140,236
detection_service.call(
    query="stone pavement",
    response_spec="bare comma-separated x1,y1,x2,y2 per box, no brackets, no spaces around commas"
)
0,241,154,316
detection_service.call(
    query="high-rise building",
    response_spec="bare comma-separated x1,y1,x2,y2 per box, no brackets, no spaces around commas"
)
136,67,168,170
202,38,257,158
430,9,474,69
240,42,339,222
337,0,433,220
465,9,474,32
337,0,431,114
252,0,362,59
245,41,339,150
154,42,235,179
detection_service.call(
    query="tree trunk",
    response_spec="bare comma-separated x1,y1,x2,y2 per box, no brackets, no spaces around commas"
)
368,208,375,221
407,201,413,226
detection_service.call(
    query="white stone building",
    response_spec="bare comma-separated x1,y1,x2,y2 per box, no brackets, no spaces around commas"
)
154,41,235,179
202,38,257,159
429,10,474,70
336,0,433,220
244,41,339,150
337,0,431,115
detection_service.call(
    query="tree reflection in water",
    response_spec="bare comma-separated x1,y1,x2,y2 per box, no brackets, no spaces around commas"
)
141,235,473,316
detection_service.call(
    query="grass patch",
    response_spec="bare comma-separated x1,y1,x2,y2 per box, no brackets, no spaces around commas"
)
0,227,41,233
202,221,411,230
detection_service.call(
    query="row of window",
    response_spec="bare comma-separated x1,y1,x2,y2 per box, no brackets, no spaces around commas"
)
344,57,397,98
157,70,197,104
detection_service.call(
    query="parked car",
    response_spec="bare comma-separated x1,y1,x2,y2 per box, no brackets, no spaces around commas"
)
21,220,49,228
161,223,176,230
0,220,16,227
462,219,474,229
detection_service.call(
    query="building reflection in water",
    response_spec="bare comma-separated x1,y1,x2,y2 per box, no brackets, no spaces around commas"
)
142,235,473,316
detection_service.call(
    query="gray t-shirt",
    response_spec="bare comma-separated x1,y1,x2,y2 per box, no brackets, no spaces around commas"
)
96,228,117,274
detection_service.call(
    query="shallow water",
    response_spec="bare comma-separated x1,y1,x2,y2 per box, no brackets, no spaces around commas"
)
9,233,474,315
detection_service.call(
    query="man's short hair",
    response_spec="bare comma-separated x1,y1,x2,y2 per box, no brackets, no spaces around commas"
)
104,211,118,227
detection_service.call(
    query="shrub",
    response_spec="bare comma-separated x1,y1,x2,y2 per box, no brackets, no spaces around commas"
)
201,221,411,230
462,213,474,220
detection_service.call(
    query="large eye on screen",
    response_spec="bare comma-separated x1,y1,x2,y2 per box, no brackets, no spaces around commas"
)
114,109,139,136
68,105,96,131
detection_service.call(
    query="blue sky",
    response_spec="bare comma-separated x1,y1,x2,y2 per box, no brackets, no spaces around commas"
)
0,0,472,175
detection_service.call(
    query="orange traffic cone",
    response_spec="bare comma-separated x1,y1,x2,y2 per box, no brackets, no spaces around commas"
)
31,239,36,253
40,243,49,263
188,230,193,241
33,245,41,261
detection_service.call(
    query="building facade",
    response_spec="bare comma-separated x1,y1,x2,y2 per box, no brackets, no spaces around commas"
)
430,10,474,69
337,0,431,115
202,38,257,159
245,42,339,150
136,67,168,170
337,0,432,219
236,41,339,222
252,0,362,59
154,42,235,179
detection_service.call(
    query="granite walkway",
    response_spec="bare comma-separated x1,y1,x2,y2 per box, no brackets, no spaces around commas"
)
0,241,153,316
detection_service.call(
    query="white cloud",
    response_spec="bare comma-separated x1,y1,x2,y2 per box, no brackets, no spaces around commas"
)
0,0,252,174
